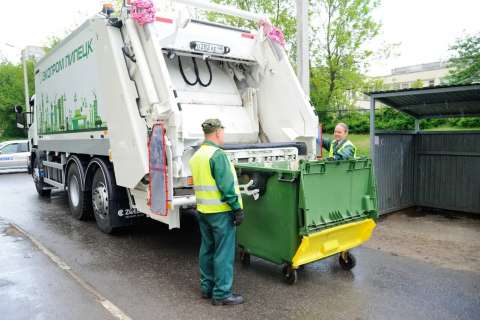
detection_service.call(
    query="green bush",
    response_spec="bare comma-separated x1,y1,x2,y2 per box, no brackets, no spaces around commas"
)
453,117,480,128
338,111,370,133
375,108,414,131
320,108,416,134
319,108,480,133
422,118,448,129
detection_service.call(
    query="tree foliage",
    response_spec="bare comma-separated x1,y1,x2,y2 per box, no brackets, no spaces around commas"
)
410,79,424,89
444,33,480,84
310,0,380,113
208,0,381,114
0,61,35,138
206,0,297,59
43,36,62,53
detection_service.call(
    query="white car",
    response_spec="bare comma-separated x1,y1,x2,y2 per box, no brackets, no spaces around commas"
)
0,140,29,171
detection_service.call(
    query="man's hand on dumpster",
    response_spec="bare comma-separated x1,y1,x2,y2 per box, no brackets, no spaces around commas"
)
233,209,245,226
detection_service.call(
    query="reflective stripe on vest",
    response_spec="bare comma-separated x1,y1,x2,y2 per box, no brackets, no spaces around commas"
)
193,185,219,192
189,144,243,214
196,199,225,205
328,140,357,158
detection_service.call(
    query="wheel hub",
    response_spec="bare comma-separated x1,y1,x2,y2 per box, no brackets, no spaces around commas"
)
92,181,109,219
33,168,40,183
69,175,80,207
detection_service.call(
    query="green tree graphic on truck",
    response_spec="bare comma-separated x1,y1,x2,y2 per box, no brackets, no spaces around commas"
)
38,92,106,134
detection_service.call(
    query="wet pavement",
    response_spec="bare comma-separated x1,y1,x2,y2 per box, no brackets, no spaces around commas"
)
1,172,479,320
0,220,115,320
366,208,480,273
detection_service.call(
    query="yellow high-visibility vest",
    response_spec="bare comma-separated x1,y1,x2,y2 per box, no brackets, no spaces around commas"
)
189,144,243,214
328,140,357,159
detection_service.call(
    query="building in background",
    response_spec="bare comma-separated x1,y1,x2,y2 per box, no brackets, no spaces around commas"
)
356,61,451,110
379,61,450,90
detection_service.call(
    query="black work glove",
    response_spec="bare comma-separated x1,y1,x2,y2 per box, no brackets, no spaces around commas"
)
233,209,245,226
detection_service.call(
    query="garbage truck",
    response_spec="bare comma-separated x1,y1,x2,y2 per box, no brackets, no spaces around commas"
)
22,0,377,282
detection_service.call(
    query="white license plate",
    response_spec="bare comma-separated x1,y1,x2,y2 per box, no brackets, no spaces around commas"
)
190,41,229,55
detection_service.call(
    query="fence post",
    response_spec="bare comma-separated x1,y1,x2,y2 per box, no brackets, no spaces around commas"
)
370,97,376,164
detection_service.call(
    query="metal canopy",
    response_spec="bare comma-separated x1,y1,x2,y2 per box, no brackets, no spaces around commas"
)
367,83,480,164
367,84,480,119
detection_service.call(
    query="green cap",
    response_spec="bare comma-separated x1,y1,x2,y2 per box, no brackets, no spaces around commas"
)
201,118,224,134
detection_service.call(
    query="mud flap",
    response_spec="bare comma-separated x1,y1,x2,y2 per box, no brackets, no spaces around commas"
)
148,123,169,216
111,204,146,228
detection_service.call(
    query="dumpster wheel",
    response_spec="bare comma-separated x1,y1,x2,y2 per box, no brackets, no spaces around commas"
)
239,250,251,267
282,264,298,285
339,251,356,270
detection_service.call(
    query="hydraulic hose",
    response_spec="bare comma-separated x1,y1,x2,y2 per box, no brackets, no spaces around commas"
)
178,56,198,86
195,59,213,87
178,56,213,87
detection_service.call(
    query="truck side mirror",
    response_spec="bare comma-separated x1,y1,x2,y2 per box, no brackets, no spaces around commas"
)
14,105,26,129
14,105,23,113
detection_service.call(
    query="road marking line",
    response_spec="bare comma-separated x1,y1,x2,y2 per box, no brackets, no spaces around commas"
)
10,223,132,320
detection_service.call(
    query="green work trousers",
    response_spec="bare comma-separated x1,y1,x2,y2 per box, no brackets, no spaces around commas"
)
197,211,235,300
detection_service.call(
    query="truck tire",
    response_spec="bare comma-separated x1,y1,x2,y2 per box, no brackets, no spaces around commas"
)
66,163,93,220
90,163,128,234
32,156,51,197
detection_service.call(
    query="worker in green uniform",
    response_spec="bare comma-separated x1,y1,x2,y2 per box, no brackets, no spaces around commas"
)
322,122,357,160
189,118,245,306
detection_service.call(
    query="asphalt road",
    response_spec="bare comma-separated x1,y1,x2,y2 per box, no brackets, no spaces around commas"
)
0,172,479,320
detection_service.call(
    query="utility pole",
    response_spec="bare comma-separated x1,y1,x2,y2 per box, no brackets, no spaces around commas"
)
21,50,30,114
296,0,309,97
21,46,45,115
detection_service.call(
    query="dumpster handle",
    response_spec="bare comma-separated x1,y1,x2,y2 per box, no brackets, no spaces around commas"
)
347,159,371,171
239,180,260,200
277,173,296,182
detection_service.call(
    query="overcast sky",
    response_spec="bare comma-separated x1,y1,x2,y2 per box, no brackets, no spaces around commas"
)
368,0,480,76
1,0,478,76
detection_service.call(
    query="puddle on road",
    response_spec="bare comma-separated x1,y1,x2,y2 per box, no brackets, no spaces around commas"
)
4,225,24,238
0,218,25,239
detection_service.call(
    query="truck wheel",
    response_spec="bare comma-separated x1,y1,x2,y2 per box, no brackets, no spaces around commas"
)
91,164,129,234
32,157,51,197
66,163,92,220
88,158,137,234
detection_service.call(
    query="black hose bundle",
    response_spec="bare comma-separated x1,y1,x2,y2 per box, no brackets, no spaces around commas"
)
196,59,212,87
178,56,198,86
178,56,213,87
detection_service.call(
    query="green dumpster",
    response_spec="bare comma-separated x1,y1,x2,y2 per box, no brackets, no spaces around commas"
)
236,159,378,284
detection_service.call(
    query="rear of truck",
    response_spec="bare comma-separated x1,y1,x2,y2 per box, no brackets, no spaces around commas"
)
27,0,377,270
29,0,319,231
